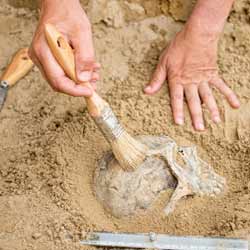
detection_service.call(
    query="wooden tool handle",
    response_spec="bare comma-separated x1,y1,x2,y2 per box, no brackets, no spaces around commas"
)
0,48,34,87
45,23,107,117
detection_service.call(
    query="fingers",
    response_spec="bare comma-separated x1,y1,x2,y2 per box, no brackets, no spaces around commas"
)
31,40,92,97
144,61,167,94
93,62,101,71
185,84,204,131
72,28,99,83
169,82,184,125
92,71,100,82
211,78,240,109
29,47,51,83
199,82,220,123
89,72,100,91
52,77,93,96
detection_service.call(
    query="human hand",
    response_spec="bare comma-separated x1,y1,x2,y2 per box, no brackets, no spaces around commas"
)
144,26,240,131
29,0,100,96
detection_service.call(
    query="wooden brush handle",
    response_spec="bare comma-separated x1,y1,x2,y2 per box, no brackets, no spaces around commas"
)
45,23,108,117
0,48,34,87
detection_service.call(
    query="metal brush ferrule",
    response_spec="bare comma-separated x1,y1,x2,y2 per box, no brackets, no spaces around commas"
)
93,105,125,142
0,80,9,89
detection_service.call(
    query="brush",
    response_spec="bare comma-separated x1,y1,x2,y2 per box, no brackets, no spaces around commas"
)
44,24,148,171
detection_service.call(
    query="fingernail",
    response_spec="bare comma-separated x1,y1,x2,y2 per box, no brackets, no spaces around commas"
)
176,117,184,125
234,99,240,108
144,86,152,92
196,123,204,131
78,71,92,82
213,116,221,123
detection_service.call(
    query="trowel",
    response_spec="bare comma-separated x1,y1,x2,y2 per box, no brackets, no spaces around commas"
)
0,48,33,111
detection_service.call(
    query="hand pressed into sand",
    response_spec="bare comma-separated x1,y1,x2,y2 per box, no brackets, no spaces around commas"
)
29,0,100,96
145,24,240,131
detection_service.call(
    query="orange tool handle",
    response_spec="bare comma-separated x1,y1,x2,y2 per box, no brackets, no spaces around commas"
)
45,23,108,117
0,48,33,86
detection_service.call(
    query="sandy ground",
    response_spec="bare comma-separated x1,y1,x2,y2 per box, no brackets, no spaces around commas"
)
0,0,250,249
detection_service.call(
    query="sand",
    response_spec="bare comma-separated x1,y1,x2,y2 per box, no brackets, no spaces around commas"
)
0,0,250,249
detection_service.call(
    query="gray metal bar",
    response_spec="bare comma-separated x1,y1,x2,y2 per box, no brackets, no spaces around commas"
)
80,232,249,250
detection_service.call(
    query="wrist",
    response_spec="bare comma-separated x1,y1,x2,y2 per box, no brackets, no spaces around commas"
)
186,15,224,39
184,0,234,39
183,18,221,43
39,0,85,24
40,0,81,15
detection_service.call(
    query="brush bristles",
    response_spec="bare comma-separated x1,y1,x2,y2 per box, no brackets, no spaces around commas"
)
93,105,148,171
111,130,149,171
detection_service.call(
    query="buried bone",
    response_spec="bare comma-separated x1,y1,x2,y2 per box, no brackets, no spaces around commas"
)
94,136,226,218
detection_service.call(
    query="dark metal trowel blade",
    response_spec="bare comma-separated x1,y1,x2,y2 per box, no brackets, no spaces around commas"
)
0,81,8,111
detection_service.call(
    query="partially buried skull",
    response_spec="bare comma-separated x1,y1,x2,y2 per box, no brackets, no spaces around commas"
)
94,136,226,218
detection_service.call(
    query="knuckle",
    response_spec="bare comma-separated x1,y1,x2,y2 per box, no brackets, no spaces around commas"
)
79,57,95,65
93,73,100,80
94,62,101,68
51,84,60,92
76,56,95,69
151,68,165,83
32,42,39,52
159,49,168,62
228,93,236,102
214,80,223,88
158,63,166,73
33,44,42,58
191,110,202,118
28,48,33,58
185,94,195,102
151,75,160,84
211,108,219,115
173,106,182,114
50,78,62,92
203,92,213,102
172,92,183,101
227,89,234,97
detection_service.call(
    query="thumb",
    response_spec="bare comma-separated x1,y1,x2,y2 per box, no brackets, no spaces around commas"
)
144,62,167,95
72,31,95,83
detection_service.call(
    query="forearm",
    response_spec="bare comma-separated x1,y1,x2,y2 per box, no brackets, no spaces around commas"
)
39,0,80,8
186,0,235,37
37,0,87,25
39,0,81,16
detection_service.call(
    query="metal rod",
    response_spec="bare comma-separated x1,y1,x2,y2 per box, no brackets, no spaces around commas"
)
80,232,249,250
